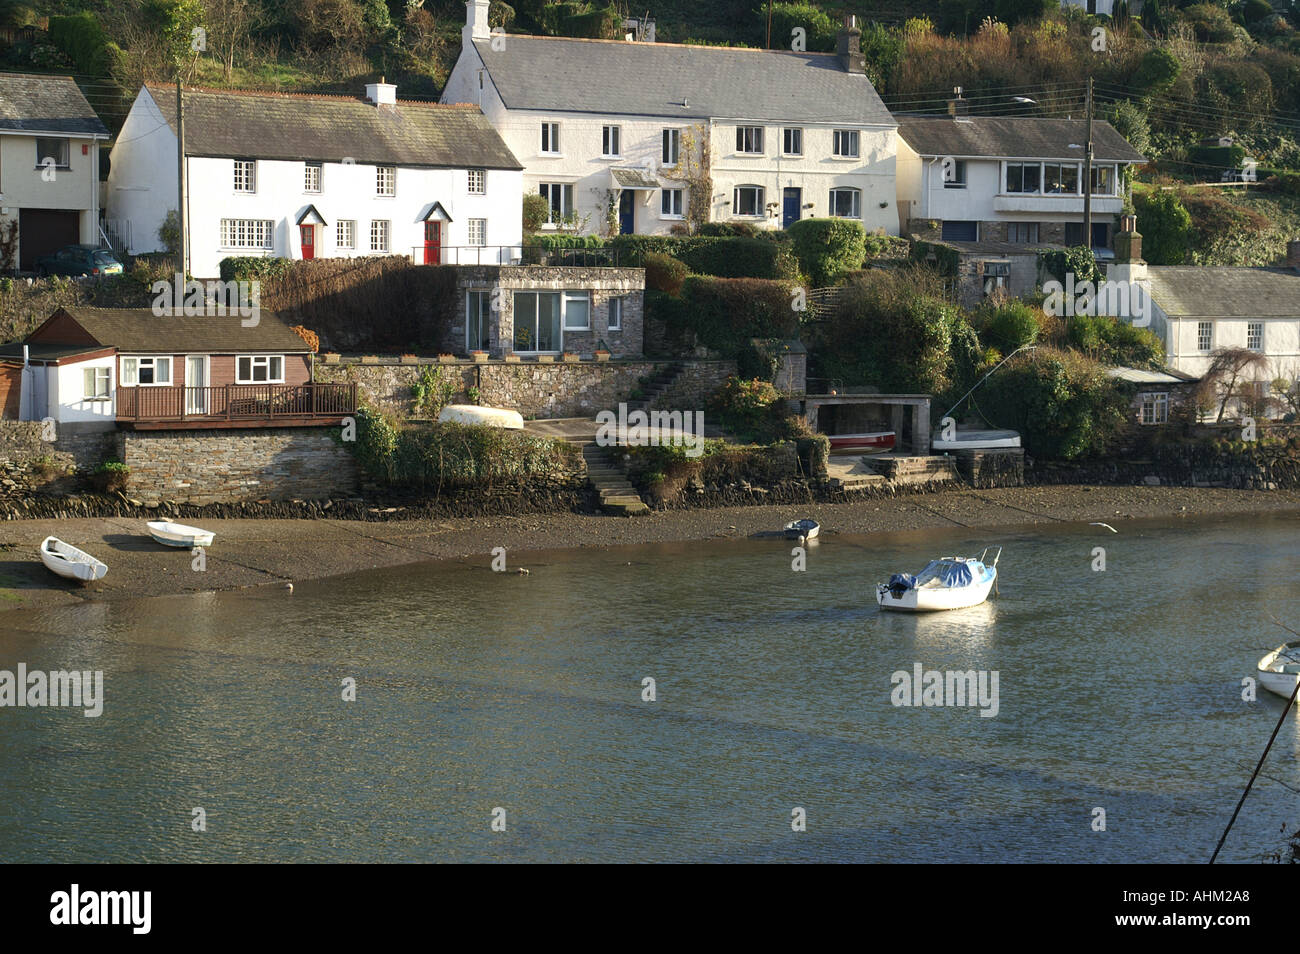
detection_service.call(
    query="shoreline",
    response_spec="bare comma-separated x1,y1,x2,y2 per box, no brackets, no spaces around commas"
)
3,484,1299,614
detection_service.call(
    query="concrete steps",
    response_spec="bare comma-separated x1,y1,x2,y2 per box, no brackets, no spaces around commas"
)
581,443,649,516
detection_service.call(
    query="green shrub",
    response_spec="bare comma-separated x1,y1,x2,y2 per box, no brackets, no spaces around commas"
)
763,2,837,50
644,252,688,295
652,276,801,356
1133,191,1193,265
984,300,1041,350
91,459,129,493
47,12,111,76
522,193,549,234
787,218,867,286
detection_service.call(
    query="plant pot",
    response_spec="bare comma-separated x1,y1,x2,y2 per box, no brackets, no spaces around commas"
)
537,354,554,363
562,353,579,363
399,355,419,365
594,351,611,362
471,352,489,363
504,354,521,363
322,353,341,365
437,354,457,364
360,355,380,365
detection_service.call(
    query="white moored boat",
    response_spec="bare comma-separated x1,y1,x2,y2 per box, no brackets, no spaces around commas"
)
783,519,820,541
438,404,524,429
931,429,1021,452
876,548,1001,612
39,536,107,583
1257,641,1300,701
147,521,215,548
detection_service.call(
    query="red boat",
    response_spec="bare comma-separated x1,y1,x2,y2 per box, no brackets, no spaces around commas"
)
828,431,895,452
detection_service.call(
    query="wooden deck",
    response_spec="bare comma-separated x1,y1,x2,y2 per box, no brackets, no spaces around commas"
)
116,383,357,429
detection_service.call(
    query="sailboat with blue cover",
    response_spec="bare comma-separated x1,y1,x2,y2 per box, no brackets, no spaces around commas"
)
876,548,1001,612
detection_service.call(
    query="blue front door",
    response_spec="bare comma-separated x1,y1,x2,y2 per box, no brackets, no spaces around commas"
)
782,188,801,229
619,190,635,234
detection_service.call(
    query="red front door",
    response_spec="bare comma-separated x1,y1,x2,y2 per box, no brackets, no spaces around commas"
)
299,224,315,260
424,221,441,265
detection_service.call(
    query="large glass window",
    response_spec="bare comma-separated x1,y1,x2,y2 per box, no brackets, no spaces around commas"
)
1044,163,1079,194
513,292,561,352
1006,163,1040,194
121,356,171,386
1090,164,1116,195
467,290,491,352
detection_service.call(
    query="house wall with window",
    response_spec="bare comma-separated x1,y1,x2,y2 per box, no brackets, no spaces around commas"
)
107,85,523,279
454,265,644,357
53,354,116,423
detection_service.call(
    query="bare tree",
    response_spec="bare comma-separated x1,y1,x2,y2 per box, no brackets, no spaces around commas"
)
202,0,264,83
1201,347,1271,423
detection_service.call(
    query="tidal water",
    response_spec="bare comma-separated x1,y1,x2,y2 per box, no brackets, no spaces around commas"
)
1,512,1297,863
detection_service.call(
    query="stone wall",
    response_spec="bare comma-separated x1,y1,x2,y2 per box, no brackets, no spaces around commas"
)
954,252,1041,309
316,357,738,420
0,420,117,494
117,427,359,504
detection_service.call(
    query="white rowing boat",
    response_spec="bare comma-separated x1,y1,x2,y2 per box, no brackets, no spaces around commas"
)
39,536,107,582
438,404,524,429
1257,641,1300,702
784,519,820,541
147,521,215,548
931,429,1022,452
876,547,1001,612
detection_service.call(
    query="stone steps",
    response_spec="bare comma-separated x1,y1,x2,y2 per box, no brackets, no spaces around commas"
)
624,362,687,412
581,443,649,516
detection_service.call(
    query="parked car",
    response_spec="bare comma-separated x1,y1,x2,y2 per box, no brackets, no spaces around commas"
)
34,245,123,278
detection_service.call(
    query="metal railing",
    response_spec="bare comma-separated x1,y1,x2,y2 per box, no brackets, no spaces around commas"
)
117,383,357,423
408,244,624,268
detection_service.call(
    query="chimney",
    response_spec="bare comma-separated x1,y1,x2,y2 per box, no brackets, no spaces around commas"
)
365,77,396,105
1107,214,1148,286
465,0,491,44
623,16,655,42
1288,239,1300,270
948,86,969,119
836,14,864,73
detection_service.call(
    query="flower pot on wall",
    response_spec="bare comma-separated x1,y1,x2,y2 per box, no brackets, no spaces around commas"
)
537,354,554,363
360,355,380,365
471,351,489,363
438,353,457,364
562,352,580,363
322,352,341,365
399,354,419,365
594,350,611,363
504,354,521,363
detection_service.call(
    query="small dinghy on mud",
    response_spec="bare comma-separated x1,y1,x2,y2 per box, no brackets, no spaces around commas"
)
783,519,820,541
147,521,216,548
1257,641,1300,701
39,536,107,583
877,547,1000,612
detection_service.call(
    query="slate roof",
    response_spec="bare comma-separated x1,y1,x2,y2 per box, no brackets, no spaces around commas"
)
469,36,894,126
143,85,522,170
0,73,109,136
1145,267,1300,319
1107,366,1198,384
895,115,1144,162
40,307,313,353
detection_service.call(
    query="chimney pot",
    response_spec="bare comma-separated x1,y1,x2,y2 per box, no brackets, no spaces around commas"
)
1288,239,1300,268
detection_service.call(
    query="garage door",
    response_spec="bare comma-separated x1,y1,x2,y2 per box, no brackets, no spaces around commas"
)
18,209,80,271
940,220,978,242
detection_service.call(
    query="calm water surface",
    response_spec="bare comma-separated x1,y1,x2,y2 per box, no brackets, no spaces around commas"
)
1,512,1297,862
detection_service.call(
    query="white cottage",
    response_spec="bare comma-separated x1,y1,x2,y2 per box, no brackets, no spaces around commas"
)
441,1,898,236
108,82,524,278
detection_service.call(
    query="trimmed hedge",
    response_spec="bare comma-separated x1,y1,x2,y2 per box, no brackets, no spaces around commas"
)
650,276,801,357
787,218,867,286
528,233,798,280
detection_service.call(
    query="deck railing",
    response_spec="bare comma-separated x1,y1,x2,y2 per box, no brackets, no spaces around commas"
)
116,383,357,424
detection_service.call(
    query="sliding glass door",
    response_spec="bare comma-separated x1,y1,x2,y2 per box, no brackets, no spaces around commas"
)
513,292,561,353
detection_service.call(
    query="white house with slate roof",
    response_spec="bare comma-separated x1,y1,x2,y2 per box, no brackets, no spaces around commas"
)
895,102,1145,252
108,82,523,278
441,1,898,236
0,73,109,272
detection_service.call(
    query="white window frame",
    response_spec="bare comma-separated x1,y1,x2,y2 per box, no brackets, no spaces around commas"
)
541,122,560,155
832,129,860,158
233,159,256,193
376,165,396,196
943,159,967,189
736,126,764,154
370,219,390,253
661,188,683,218
601,125,621,158
1139,391,1169,425
304,162,322,193
539,183,574,225
467,218,487,246
82,366,110,400
121,356,172,387
608,296,624,332
562,291,591,332
1090,164,1117,196
1043,162,1080,195
782,127,803,156
467,168,486,194
662,128,680,165
337,220,356,250
236,355,285,384
1197,321,1213,353
828,188,861,219
1005,162,1041,195
733,185,764,217
219,219,274,249
1247,321,1264,352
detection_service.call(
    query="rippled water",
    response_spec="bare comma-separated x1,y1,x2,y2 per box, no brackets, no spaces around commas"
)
1,512,1297,862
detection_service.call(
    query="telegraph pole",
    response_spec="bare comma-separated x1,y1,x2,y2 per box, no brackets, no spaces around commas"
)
766,0,773,49
176,72,187,277
1082,76,1093,251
